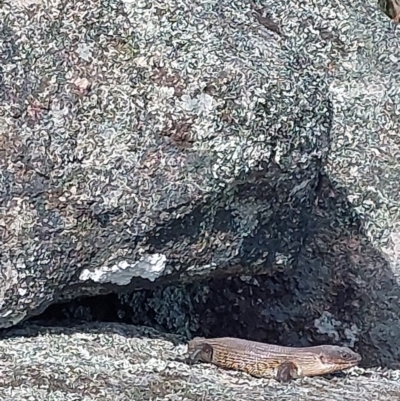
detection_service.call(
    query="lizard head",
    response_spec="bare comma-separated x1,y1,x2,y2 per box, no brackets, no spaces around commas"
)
317,345,362,373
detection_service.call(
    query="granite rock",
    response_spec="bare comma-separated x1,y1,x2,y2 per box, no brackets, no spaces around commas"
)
0,322,399,401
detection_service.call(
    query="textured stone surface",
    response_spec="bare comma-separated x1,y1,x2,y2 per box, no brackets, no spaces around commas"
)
0,0,330,327
0,322,399,401
2,0,400,387
41,173,400,369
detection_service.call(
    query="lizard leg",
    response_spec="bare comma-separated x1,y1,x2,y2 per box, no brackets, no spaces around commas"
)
185,343,213,365
275,361,298,382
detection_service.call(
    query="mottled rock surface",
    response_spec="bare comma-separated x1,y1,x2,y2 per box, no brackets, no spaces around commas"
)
0,0,330,327
0,322,398,401
2,0,400,390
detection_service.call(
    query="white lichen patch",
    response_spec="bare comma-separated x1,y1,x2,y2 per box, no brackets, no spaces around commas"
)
314,311,342,341
314,311,360,347
14,0,44,7
79,254,167,285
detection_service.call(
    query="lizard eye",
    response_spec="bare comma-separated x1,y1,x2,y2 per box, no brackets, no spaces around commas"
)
341,351,350,359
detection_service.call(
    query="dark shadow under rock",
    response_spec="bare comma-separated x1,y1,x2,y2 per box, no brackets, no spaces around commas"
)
33,172,400,369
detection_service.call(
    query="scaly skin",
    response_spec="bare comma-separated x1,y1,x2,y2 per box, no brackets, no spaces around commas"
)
186,337,362,382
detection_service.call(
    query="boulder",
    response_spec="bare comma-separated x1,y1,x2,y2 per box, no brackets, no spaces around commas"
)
0,0,330,327
2,0,400,377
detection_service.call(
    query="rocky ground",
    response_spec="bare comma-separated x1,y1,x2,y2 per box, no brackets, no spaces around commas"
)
0,322,399,401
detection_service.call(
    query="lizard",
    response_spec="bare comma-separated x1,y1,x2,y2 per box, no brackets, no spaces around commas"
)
185,336,362,382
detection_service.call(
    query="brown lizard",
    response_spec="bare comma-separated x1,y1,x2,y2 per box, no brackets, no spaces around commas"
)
186,337,361,382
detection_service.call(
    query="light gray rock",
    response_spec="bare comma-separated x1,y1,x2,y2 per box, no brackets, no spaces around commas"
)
2,0,400,386
0,322,399,401
0,0,330,327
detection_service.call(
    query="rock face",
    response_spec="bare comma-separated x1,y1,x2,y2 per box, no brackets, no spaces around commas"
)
0,0,330,327
0,322,399,400
2,0,400,378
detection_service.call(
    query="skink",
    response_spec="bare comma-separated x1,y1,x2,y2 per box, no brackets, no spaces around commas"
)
186,336,361,382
